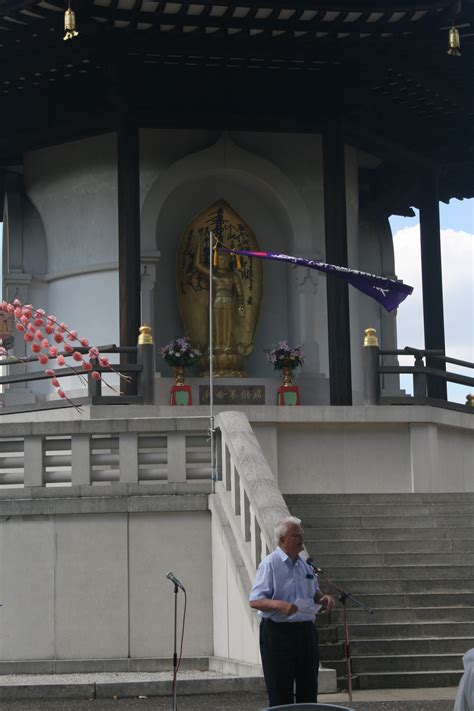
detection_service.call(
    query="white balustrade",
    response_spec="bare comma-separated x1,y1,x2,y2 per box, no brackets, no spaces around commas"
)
0,418,212,492
214,411,291,578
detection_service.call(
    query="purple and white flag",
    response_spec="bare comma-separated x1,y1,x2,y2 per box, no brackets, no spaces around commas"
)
219,247,413,312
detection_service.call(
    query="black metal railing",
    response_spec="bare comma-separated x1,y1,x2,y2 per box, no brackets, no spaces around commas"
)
363,329,474,413
0,334,155,415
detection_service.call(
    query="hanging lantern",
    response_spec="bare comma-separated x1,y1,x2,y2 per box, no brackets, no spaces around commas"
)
64,4,79,41
447,24,461,56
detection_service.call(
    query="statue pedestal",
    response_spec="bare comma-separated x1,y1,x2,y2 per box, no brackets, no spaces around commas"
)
156,374,330,406
157,377,279,407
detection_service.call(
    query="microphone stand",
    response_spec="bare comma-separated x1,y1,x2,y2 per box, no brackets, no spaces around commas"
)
171,581,179,711
318,570,373,703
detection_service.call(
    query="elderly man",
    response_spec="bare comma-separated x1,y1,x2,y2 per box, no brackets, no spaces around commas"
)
249,516,335,707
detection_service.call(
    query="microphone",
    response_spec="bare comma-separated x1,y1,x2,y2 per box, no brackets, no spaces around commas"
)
166,571,185,591
306,558,324,575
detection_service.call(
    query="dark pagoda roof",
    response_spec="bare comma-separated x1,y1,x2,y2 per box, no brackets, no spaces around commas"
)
0,1,473,209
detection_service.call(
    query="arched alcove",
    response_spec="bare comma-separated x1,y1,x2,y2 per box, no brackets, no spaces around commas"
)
153,175,292,377
140,133,310,256
141,134,313,377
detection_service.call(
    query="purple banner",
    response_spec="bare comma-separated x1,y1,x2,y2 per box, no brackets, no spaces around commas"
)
219,247,413,312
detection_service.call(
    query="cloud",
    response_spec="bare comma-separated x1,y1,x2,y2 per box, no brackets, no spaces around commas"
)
393,224,473,402
440,198,474,234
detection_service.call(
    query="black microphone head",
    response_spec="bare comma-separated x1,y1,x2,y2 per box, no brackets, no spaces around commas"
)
306,558,323,574
166,571,185,591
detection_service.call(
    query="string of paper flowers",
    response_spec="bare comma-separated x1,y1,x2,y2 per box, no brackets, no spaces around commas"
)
0,298,126,411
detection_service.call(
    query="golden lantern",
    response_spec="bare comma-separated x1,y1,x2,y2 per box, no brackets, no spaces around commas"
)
64,3,79,41
447,24,461,56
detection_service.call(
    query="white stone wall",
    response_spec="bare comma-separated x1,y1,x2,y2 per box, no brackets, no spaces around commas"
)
0,509,213,662
211,507,259,666
248,406,474,494
0,406,470,670
23,133,119,348
276,423,411,493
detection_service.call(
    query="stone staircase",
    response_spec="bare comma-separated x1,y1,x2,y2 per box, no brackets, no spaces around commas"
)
285,492,474,690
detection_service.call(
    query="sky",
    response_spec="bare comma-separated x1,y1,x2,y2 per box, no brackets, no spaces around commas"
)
0,198,472,403
389,198,473,403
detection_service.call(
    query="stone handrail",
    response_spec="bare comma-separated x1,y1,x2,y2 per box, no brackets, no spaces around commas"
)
214,410,290,579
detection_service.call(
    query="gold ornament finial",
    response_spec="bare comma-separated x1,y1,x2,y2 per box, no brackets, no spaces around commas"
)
363,327,378,347
138,325,153,345
466,394,474,408
64,4,79,40
448,24,461,56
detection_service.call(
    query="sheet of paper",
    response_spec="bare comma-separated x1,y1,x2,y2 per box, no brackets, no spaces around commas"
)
288,597,322,619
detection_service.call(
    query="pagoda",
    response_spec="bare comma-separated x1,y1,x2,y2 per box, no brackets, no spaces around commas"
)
1,0,473,404
0,1,472,697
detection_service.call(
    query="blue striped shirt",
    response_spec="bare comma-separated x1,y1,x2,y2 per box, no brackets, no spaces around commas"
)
249,547,320,622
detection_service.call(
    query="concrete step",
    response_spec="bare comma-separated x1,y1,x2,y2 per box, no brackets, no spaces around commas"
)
348,637,474,656
341,592,474,608
322,658,348,679
345,621,474,639
324,565,474,580
325,578,474,594
356,670,463,690
286,493,474,505
331,606,474,624
0,670,267,702
318,626,339,644
319,642,344,661
313,538,474,554
311,552,474,567
290,502,474,517
288,491,474,692
302,514,474,529
305,526,474,541
351,653,464,674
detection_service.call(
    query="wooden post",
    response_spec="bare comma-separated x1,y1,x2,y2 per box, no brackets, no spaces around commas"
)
419,172,447,400
137,325,155,405
323,121,352,405
87,358,102,399
413,352,427,401
117,119,141,395
363,328,380,405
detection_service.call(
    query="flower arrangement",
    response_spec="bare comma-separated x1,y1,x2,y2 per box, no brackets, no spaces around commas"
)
265,340,304,371
159,337,201,368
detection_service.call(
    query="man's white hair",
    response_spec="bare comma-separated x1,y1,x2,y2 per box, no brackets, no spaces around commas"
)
274,516,302,544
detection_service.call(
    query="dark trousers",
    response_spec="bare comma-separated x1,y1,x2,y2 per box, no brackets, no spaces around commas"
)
259,618,319,707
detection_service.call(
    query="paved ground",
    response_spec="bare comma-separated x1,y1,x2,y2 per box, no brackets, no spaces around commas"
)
0,689,458,710
0,670,458,710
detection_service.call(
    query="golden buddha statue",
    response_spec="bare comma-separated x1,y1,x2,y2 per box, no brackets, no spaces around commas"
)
176,200,262,377
195,245,245,375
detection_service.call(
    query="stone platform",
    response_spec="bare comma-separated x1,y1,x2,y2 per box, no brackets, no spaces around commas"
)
0,667,344,702
0,669,458,709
